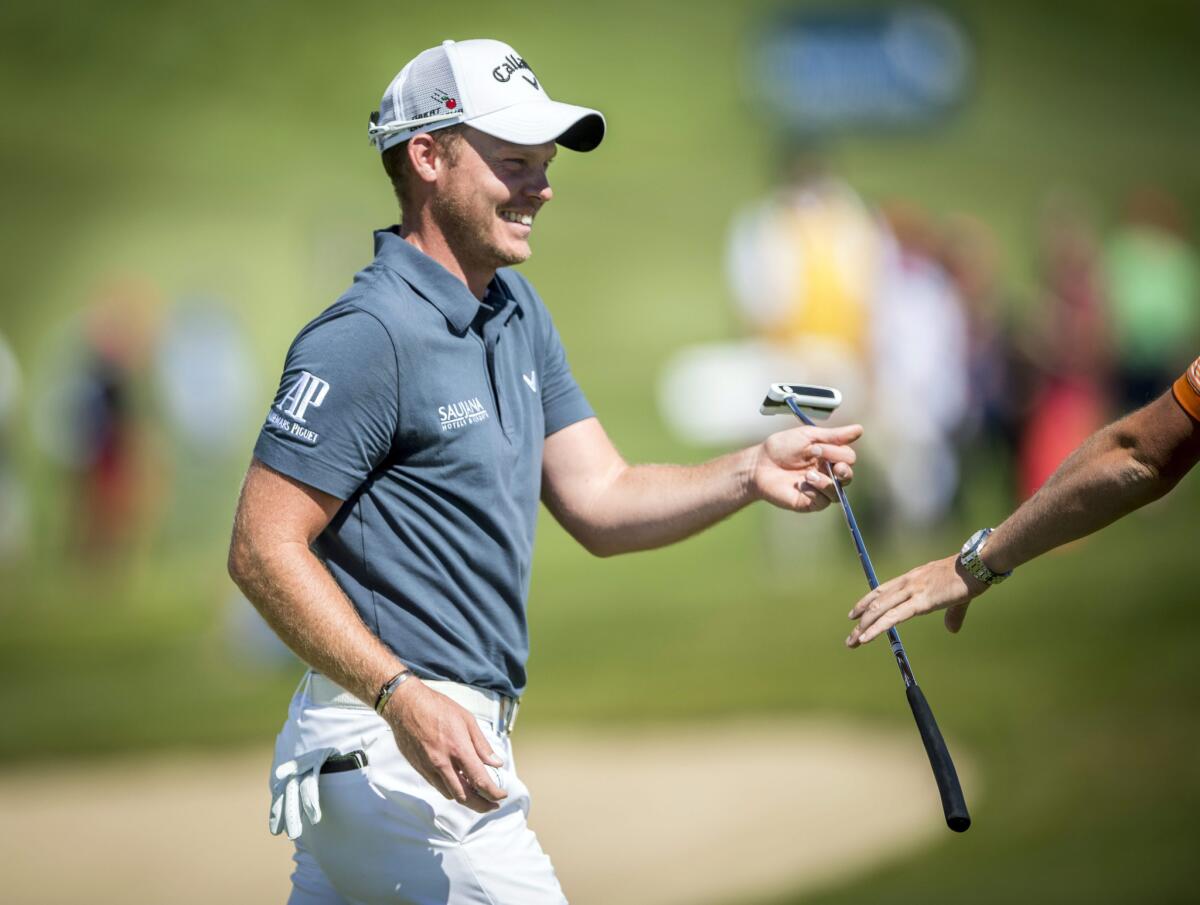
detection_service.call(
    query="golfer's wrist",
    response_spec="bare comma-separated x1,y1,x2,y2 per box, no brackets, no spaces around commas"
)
953,555,991,596
740,445,766,503
978,529,1016,575
979,550,1012,577
372,664,417,714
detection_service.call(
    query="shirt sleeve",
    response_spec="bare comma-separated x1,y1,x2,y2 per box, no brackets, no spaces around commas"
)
253,308,399,500
537,306,593,437
1172,356,1200,423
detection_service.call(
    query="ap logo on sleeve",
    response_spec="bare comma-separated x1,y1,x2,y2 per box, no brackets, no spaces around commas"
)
267,371,331,445
279,371,331,422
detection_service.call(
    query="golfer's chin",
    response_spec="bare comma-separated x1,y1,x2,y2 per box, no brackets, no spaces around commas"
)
490,237,532,267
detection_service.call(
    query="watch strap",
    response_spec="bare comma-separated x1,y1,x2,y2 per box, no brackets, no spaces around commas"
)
960,528,1012,586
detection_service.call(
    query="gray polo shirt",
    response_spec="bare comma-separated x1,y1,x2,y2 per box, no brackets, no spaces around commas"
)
254,227,593,697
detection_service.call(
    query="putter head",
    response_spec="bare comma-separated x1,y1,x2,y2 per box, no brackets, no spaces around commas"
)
760,383,842,420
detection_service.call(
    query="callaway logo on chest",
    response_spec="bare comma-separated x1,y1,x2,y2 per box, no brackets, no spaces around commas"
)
438,397,490,431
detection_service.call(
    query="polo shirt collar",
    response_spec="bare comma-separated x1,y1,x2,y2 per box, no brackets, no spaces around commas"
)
373,227,519,334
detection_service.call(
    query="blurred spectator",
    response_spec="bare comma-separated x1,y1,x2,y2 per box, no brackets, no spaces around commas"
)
727,157,876,349
1018,193,1114,499
1103,186,1200,410
0,329,30,562
76,287,157,557
153,297,256,458
868,201,969,528
725,155,880,421
720,157,883,420
32,279,165,561
148,296,258,549
658,155,883,450
940,214,1027,497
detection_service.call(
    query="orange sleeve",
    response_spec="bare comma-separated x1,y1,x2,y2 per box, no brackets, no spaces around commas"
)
1172,356,1200,423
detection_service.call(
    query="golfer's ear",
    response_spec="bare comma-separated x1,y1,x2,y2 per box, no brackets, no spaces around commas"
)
407,134,440,185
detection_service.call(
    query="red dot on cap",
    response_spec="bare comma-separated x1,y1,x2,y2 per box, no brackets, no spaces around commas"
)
446,99,457,109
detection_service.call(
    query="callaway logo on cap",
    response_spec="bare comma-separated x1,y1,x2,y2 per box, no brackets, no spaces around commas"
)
368,39,605,153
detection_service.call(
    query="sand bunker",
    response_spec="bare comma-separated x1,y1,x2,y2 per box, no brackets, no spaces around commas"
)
1,719,974,905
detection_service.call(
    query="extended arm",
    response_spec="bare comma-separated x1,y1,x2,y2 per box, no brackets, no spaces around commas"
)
541,417,862,557
982,389,1200,573
848,387,1200,647
228,458,505,811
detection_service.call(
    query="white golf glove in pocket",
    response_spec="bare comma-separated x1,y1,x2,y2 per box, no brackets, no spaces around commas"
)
269,746,337,840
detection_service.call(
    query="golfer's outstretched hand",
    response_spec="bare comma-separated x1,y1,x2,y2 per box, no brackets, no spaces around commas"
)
845,554,988,647
752,423,862,513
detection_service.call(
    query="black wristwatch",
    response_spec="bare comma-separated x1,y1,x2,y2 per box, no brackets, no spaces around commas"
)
959,528,1012,586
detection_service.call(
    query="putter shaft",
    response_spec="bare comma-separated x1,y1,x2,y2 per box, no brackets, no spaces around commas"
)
785,397,916,688
782,395,970,832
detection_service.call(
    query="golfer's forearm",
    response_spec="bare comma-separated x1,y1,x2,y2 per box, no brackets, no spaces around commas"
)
228,540,404,704
572,447,758,556
984,423,1167,574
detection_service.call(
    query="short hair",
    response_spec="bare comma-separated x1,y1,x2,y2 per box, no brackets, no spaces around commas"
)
380,126,465,215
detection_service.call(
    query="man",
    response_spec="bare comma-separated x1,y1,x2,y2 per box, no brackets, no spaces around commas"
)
847,356,1200,649
228,39,863,905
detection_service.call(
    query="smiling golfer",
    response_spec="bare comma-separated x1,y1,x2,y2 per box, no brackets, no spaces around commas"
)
228,38,862,904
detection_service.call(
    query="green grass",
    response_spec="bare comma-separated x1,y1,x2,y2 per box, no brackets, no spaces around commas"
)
2,0,1200,901
3,476,1198,905
759,485,1200,905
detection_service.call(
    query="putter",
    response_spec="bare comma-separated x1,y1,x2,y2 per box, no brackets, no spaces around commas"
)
763,383,971,833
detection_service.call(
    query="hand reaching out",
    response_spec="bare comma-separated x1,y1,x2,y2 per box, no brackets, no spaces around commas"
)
845,554,988,648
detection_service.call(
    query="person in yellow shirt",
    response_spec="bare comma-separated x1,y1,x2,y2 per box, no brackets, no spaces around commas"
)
847,356,1200,648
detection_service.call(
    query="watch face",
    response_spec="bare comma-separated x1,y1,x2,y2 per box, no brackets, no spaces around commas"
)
963,528,987,555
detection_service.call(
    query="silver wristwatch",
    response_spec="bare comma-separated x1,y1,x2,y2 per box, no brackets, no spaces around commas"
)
959,528,1012,586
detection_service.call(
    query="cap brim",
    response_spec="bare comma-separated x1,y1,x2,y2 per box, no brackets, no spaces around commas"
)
467,100,605,152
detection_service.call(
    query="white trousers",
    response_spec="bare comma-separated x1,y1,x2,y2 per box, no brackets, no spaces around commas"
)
272,673,567,905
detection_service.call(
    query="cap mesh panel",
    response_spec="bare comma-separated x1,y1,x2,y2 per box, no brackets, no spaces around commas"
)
397,47,462,123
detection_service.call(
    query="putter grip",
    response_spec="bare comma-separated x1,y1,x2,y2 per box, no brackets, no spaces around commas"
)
906,683,971,832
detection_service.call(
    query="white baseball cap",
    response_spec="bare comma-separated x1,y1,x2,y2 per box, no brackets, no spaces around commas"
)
368,39,605,153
